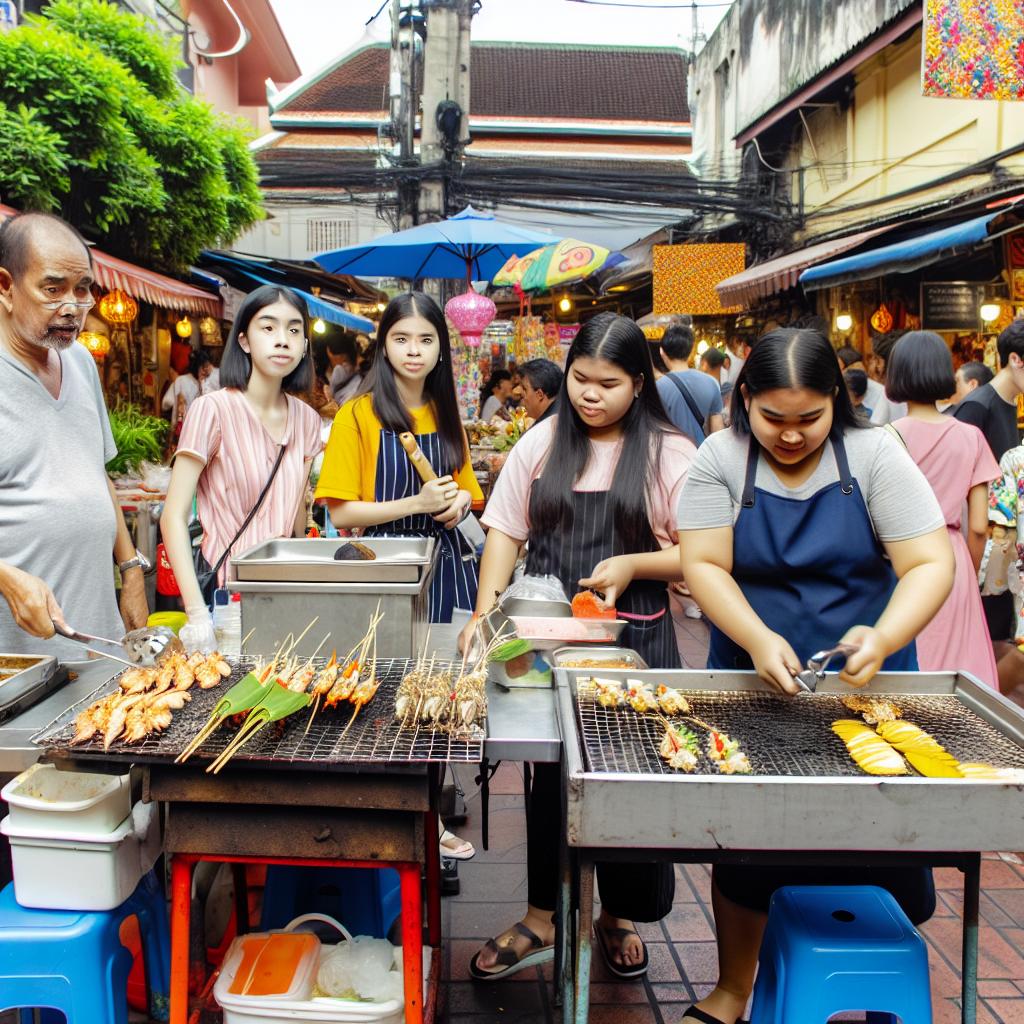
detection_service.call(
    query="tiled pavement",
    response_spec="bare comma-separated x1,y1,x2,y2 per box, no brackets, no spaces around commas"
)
441,611,1024,1024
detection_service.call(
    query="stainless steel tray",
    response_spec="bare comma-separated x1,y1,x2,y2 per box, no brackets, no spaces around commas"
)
551,646,648,670
232,537,436,583
0,655,58,712
509,616,627,653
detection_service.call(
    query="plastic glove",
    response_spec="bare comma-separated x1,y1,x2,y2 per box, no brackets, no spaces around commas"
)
179,606,217,654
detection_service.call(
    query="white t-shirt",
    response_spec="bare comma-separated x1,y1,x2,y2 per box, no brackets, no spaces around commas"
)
0,343,123,656
868,381,907,425
163,373,200,430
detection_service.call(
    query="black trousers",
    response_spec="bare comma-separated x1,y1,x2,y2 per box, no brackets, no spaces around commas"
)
526,762,674,920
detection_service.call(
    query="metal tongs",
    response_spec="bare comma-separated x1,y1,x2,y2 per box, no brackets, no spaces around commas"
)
53,623,183,668
792,642,860,694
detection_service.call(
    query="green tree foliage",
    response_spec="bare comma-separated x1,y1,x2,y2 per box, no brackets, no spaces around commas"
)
0,0,263,270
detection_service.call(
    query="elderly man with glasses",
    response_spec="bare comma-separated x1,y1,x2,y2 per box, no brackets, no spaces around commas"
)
0,211,149,656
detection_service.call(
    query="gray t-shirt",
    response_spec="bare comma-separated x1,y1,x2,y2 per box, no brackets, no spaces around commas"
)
0,343,123,657
656,370,723,444
677,425,944,543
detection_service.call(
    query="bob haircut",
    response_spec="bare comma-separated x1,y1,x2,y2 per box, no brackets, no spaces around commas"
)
885,331,956,404
731,328,865,438
220,284,313,394
530,312,678,553
361,291,467,475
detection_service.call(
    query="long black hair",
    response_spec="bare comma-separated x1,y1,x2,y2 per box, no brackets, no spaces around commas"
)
220,284,313,394
361,291,467,475
531,312,677,553
480,369,511,409
730,328,865,438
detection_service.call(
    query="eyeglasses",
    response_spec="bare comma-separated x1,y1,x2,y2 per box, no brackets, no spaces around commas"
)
38,297,95,311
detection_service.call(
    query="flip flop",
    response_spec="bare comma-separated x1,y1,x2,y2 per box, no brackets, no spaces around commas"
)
439,828,475,860
594,920,649,979
468,921,554,981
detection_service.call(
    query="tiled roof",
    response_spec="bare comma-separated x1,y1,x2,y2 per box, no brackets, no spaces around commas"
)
274,42,689,123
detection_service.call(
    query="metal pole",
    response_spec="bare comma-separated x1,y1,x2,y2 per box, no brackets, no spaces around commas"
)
961,853,980,1024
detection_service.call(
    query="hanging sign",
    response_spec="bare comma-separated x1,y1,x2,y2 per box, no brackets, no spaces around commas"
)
920,281,982,331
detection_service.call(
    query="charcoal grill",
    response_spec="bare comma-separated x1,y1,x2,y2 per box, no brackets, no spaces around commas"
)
554,668,1024,1024
32,657,484,769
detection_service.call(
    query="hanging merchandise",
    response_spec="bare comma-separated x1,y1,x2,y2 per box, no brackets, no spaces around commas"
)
513,316,546,362
451,333,484,420
445,290,497,347
869,304,894,333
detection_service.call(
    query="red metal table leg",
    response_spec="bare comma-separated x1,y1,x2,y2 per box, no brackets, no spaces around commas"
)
399,861,424,1024
170,854,195,1024
424,809,442,947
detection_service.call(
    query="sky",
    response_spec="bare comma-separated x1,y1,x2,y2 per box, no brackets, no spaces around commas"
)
270,0,733,77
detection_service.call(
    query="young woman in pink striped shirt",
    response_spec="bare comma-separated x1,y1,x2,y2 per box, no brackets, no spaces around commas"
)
161,285,323,651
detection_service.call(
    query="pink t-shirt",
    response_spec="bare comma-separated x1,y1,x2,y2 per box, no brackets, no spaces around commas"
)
481,416,696,547
177,389,323,584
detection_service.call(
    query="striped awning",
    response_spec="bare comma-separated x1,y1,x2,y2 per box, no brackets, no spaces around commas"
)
0,204,221,316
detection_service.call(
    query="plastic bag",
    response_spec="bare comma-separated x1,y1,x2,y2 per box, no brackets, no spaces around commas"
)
141,460,172,493
498,573,568,605
316,935,402,1003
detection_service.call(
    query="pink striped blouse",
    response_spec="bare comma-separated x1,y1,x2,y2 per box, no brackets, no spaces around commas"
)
177,389,323,585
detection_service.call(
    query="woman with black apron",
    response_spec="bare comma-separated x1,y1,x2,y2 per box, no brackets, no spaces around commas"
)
465,313,697,980
316,292,482,624
677,328,954,1024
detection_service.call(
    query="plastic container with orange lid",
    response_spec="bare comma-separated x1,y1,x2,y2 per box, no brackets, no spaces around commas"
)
227,931,321,999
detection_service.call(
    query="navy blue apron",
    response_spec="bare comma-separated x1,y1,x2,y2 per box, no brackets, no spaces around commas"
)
708,433,917,672
365,429,478,624
526,488,681,670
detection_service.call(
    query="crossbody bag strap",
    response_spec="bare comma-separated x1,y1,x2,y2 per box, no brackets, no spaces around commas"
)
211,443,287,576
666,373,706,443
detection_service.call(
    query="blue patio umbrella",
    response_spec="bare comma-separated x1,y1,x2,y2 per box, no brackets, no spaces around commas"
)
313,206,561,281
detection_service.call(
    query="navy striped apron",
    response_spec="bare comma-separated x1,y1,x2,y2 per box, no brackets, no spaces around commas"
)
365,429,478,623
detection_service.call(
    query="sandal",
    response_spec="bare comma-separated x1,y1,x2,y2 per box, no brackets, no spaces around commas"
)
440,828,475,861
468,921,554,981
594,920,649,979
680,1007,748,1024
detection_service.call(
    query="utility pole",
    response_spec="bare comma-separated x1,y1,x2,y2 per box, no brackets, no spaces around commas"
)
389,0,419,229
419,0,473,229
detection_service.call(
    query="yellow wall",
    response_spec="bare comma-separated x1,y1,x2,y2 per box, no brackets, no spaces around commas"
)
796,28,1024,238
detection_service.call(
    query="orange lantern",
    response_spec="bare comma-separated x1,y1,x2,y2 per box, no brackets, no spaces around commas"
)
98,289,138,324
870,304,894,334
77,330,110,360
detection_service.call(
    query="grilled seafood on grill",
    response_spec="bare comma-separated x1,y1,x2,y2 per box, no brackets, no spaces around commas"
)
706,728,752,775
840,694,902,724
626,680,657,714
656,685,690,716
70,653,230,749
832,719,908,776
659,721,699,772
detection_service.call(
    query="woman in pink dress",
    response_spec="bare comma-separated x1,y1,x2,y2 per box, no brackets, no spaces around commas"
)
887,331,1000,687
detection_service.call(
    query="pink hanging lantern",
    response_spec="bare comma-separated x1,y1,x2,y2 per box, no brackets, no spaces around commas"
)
445,289,496,348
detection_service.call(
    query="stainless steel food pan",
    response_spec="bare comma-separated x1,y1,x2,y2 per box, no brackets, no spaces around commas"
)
551,647,649,670
231,537,436,583
0,655,58,710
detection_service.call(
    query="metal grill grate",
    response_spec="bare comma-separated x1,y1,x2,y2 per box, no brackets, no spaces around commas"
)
575,687,1024,777
33,658,483,768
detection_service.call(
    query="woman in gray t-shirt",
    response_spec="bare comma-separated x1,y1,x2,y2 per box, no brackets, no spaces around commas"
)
674,328,954,1024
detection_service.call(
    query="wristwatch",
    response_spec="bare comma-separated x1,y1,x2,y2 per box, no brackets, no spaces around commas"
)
118,549,151,574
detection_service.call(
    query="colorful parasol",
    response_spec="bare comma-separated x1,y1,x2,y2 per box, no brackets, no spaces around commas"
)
492,238,624,292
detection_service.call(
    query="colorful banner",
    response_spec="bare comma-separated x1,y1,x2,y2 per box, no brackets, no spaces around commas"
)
922,0,1024,100
652,244,745,316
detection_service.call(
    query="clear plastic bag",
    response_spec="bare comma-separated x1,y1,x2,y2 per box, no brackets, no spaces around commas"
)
498,573,568,605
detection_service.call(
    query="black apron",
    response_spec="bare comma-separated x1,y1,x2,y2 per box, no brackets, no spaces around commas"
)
525,489,680,669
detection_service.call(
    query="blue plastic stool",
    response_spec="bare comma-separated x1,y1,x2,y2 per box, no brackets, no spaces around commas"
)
260,866,401,939
0,869,171,1024
749,885,932,1024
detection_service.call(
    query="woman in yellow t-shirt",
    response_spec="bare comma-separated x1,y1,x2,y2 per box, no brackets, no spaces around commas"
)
316,292,482,622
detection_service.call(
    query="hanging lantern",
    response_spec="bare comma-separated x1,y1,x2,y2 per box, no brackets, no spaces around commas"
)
444,289,496,348
199,316,221,342
77,331,110,360
175,316,193,338
869,303,894,333
98,289,138,324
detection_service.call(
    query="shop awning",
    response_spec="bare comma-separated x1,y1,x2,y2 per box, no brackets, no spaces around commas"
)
0,204,222,316
799,212,1008,291
715,226,895,308
198,250,375,332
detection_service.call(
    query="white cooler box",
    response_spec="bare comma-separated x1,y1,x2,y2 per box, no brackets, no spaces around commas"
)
1,800,160,911
1,763,132,835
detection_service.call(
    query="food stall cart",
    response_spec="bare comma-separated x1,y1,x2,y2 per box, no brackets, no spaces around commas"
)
0,614,561,1024
553,665,1024,1024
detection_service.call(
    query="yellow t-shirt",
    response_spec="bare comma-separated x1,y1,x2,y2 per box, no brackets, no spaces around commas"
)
316,393,482,503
